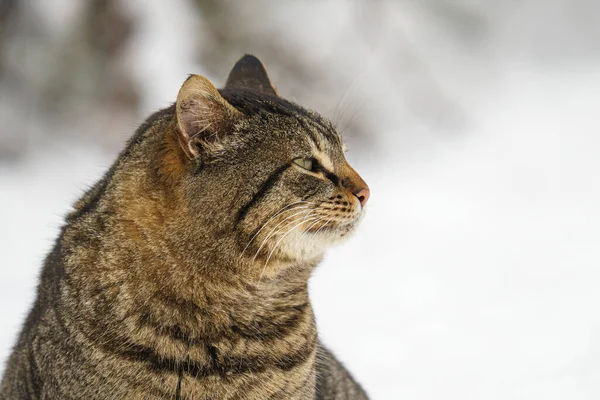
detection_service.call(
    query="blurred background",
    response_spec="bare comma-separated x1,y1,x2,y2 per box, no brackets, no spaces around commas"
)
1,0,600,398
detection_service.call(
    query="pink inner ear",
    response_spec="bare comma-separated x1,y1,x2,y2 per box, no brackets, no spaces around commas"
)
178,98,217,141
175,75,242,159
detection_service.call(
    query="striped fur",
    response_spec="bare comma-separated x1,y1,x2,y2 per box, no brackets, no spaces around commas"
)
0,55,369,399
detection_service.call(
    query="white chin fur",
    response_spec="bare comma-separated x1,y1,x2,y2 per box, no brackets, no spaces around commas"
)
277,219,361,263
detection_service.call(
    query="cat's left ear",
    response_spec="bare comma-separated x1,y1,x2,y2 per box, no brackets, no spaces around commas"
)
176,74,241,160
225,54,278,96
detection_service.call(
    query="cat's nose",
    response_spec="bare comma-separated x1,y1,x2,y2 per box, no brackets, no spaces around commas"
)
354,187,370,208
340,163,370,208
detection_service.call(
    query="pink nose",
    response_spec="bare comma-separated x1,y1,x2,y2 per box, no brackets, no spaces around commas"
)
354,187,370,208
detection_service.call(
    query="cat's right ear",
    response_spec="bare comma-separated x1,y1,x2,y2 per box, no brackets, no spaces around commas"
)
225,54,278,96
175,74,241,160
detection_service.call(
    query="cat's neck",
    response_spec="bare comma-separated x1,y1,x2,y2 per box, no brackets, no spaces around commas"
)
55,225,318,398
62,199,318,338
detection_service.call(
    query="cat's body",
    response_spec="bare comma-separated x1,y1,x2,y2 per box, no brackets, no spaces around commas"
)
0,56,370,399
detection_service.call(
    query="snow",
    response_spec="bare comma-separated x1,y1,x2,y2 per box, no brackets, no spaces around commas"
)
310,66,600,398
2,1,600,399
0,143,109,357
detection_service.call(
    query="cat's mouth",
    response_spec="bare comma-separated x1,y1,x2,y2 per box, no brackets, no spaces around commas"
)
273,211,365,264
304,212,364,237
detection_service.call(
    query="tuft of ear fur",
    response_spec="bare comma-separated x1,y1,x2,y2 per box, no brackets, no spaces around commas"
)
176,74,241,160
225,54,278,96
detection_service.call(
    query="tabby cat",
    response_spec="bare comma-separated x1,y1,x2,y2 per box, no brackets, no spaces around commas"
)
0,55,370,399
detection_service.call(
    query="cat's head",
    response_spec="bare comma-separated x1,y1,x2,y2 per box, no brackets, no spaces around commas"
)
156,55,369,278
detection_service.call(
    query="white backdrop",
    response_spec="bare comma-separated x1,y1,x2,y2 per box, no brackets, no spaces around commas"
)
2,1,600,398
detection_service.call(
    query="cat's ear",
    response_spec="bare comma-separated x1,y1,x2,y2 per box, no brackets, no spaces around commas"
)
225,54,278,96
175,74,241,160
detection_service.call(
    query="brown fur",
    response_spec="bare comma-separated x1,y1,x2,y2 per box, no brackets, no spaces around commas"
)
1,55,369,399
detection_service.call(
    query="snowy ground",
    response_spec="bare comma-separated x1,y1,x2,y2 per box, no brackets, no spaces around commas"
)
2,63,600,399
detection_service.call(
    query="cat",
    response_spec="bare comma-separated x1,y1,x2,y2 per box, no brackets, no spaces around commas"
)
0,55,370,400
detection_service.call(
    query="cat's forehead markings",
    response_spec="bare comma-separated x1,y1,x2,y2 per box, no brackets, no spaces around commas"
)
304,124,327,152
295,111,337,171
312,146,335,172
306,133,340,173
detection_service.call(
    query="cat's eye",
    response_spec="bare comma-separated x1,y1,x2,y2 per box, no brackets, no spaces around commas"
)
293,158,313,171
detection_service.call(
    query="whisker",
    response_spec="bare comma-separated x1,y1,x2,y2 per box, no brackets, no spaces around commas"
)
314,216,336,236
239,201,313,259
250,209,315,265
299,217,325,240
259,214,321,282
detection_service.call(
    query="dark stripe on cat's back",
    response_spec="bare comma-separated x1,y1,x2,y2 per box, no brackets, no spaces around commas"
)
237,163,290,222
175,360,184,400
26,329,42,396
